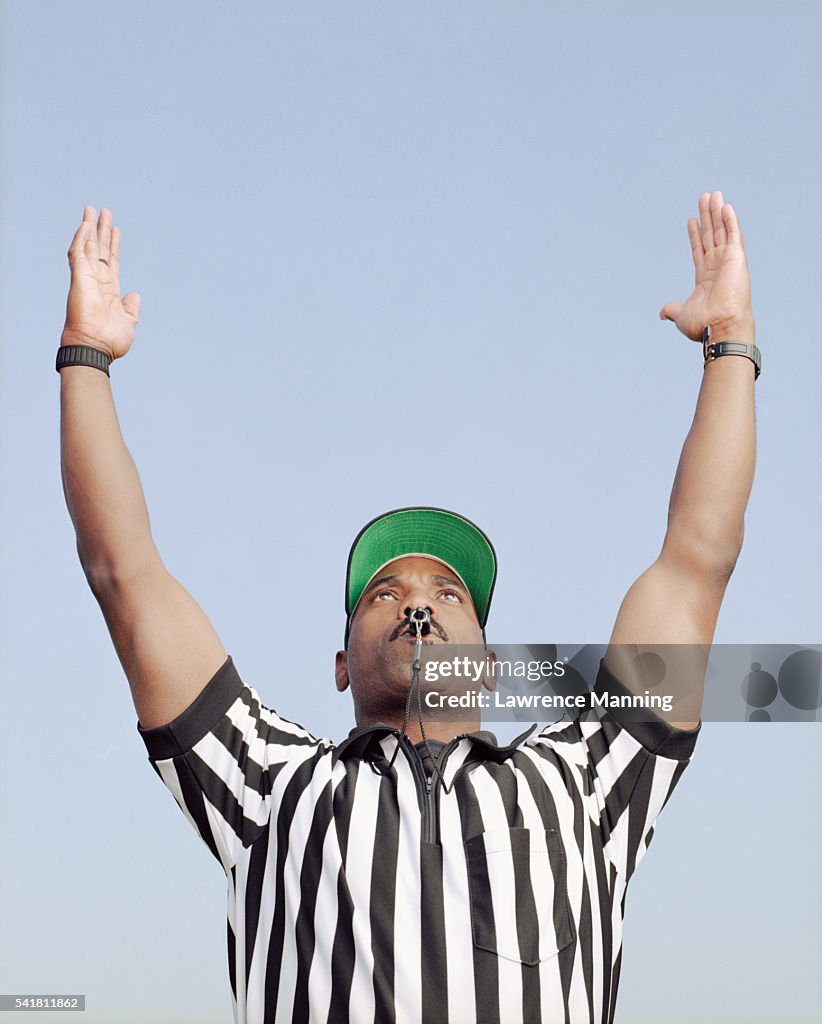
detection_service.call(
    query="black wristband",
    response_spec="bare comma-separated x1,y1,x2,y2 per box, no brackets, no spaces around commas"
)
56,344,111,377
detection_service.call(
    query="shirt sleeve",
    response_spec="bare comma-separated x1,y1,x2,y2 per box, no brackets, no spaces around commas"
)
138,654,333,871
533,658,700,882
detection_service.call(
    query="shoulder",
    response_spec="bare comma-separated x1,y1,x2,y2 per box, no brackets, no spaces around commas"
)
138,654,334,763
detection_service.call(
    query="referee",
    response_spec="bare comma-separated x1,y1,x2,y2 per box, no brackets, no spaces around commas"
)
58,192,757,1024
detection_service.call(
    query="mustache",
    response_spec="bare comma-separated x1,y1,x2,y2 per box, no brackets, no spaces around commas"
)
388,619,450,642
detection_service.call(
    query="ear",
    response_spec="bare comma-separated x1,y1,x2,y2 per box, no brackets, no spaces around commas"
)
482,649,497,692
335,650,350,692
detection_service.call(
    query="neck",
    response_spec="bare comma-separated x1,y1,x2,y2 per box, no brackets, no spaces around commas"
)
355,714,481,744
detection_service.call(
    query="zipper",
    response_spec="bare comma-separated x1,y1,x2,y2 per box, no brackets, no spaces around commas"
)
424,775,436,844
401,734,463,845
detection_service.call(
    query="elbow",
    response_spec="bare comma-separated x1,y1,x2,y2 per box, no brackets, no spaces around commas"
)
713,521,745,583
82,561,120,598
714,548,741,587
77,539,115,596
663,521,744,585
81,549,165,598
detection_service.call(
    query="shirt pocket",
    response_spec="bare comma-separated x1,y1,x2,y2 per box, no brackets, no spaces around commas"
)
464,826,576,966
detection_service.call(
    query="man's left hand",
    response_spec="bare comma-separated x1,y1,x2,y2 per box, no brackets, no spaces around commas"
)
659,190,754,344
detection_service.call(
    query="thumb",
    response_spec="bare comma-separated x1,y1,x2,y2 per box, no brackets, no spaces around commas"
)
122,291,141,324
659,301,682,322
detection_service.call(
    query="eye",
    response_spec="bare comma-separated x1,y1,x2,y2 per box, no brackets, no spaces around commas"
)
440,589,462,603
373,590,398,602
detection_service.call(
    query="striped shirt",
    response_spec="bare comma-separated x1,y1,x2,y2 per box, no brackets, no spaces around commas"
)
139,655,699,1024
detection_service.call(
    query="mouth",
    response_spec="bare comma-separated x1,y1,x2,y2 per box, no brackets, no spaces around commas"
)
389,623,450,643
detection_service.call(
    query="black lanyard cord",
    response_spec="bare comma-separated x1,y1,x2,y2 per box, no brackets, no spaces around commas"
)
386,609,450,793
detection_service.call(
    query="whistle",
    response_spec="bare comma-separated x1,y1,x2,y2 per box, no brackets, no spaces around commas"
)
409,607,431,635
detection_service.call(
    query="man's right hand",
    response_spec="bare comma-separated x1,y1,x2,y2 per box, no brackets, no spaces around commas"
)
62,205,141,361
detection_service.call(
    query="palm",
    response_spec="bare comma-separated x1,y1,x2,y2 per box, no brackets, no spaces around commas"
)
63,207,141,360
660,192,752,343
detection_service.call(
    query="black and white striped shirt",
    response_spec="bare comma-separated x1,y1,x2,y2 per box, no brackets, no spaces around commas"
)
139,656,698,1024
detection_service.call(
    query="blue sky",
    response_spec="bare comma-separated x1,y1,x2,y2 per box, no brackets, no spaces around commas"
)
1,2,820,1021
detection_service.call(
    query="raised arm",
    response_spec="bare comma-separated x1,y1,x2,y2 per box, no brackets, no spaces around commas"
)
605,191,757,726
60,206,226,728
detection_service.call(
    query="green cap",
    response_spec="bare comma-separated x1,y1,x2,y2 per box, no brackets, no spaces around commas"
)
345,507,497,642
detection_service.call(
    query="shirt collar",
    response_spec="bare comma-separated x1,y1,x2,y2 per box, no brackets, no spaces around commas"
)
331,721,537,765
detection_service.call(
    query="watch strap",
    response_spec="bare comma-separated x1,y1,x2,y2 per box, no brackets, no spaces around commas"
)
56,344,111,377
701,327,761,380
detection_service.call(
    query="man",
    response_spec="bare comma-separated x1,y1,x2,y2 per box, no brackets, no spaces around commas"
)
58,192,757,1023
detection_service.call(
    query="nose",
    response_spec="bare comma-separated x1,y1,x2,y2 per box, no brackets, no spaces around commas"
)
400,600,434,620
396,578,434,615
405,606,431,624
403,605,433,635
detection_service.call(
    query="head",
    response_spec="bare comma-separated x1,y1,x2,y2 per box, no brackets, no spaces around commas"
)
334,508,497,729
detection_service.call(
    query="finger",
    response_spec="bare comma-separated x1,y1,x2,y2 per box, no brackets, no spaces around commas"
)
110,226,122,270
122,292,141,324
687,217,704,273
97,208,113,265
710,191,727,246
698,192,714,251
67,216,92,266
83,205,100,262
660,301,683,322
722,203,743,248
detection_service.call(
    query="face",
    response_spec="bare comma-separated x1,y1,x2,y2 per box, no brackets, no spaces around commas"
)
335,555,490,723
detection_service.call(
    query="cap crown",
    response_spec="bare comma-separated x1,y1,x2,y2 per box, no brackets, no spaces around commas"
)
346,507,497,631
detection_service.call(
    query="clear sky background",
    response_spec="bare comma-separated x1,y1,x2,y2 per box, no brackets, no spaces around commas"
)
1,2,820,1022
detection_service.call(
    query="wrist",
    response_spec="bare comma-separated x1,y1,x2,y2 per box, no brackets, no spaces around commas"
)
706,315,756,345
60,330,114,359
56,341,112,378
702,324,761,380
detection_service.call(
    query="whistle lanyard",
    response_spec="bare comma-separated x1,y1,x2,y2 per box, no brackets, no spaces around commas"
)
387,608,448,790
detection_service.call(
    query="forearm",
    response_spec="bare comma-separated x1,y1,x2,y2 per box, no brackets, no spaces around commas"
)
60,363,160,582
664,321,756,566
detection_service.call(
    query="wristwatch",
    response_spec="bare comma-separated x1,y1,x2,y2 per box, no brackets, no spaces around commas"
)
55,344,112,377
702,326,761,380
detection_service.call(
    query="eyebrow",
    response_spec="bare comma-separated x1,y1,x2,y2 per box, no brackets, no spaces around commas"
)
363,573,468,596
431,574,468,593
363,574,401,596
